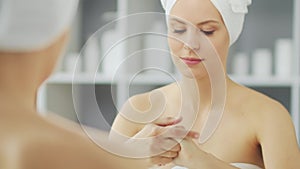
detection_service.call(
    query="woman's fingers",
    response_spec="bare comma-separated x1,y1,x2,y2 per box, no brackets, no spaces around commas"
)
163,126,199,140
150,125,199,156
148,121,200,167
131,116,184,138
169,142,181,152
160,151,178,158
151,156,174,166
154,115,199,139
131,123,158,138
150,137,180,166
186,130,199,139
171,126,199,139
154,116,183,127
129,123,199,144
151,137,179,152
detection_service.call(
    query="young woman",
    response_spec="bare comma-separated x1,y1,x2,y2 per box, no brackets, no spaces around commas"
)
0,0,199,168
110,0,300,168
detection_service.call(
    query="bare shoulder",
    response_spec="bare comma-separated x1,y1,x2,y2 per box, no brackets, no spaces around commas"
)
0,114,111,169
231,83,289,117
244,87,296,137
111,83,178,137
124,83,178,112
111,89,153,136
20,130,101,169
0,112,150,169
231,83,296,139
232,84,300,168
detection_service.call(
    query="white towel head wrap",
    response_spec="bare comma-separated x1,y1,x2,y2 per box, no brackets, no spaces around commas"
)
160,0,252,46
0,0,79,52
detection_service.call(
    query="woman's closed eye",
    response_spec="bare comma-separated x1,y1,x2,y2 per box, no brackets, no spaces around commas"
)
173,28,186,34
201,30,215,36
172,28,215,36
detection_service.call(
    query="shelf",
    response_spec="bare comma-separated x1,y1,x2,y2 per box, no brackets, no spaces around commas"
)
131,74,295,87
229,74,295,87
47,72,116,84
47,72,297,87
47,72,179,85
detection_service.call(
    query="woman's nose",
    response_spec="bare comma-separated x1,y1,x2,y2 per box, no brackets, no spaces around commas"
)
184,30,201,51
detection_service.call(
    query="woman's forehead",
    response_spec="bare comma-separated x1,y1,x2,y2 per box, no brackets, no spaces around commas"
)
169,0,223,25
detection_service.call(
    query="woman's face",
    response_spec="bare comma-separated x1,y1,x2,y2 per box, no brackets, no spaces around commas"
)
168,0,230,79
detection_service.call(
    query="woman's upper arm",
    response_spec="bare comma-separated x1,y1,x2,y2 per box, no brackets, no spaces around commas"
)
257,103,300,169
110,111,142,141
110,95,149,141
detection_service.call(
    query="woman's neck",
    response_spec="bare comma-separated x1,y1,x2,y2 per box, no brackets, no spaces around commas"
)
177,75,231,131
0,55,44,114
0,31,68,115
0,85,37,113
179,75,231,113
180,76,212,109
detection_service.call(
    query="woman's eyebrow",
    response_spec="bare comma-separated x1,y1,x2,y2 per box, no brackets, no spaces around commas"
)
197,20,220,26
170,18,220,26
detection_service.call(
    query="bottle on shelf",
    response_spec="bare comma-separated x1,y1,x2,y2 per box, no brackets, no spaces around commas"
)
232,52,250,76
101,28,124,77
251,48,273,77
274,38,293,78
83,36,101,74
64,53,82,73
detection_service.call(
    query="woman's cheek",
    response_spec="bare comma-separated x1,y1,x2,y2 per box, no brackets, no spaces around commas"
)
168,37,183,55
215,41,229,63
216,31,229,58
208,33,229,63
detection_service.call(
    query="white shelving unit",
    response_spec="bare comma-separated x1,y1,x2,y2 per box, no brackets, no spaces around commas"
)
292,0,300,142
38,0,300,143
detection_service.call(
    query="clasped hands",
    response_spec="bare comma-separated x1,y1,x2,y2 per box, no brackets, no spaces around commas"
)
128,117,210,168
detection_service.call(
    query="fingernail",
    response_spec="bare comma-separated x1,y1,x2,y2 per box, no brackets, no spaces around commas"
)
166,117,174,120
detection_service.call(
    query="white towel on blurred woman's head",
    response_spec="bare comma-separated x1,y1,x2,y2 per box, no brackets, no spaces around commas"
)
0,0,79,52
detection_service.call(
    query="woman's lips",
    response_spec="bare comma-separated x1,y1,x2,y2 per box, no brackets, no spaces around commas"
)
180,57,205,65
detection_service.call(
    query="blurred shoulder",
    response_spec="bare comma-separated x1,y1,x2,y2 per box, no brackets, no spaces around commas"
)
0,113,106,169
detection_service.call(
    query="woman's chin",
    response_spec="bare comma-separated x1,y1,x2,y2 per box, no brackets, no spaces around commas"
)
173,61,208,80
180,70,208,80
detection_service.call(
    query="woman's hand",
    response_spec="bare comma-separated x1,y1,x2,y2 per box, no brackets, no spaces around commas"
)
144,117,199,167
128,117,199,167
150,126,199,166
174,138,240,169
173,138,208,168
